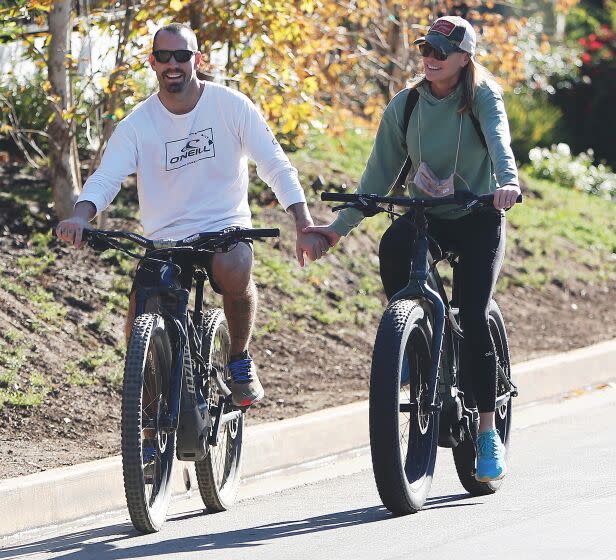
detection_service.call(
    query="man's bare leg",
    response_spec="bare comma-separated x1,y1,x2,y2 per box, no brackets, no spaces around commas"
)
211,242,262,406
211,243,256,357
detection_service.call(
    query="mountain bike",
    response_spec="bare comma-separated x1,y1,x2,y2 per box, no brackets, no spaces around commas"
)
321,191,520,515
72,226,279,532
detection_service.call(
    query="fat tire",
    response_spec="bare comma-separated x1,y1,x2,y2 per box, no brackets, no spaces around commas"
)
453,299,513,495
122,313,176,533
370,299,439,515
195,309,244,512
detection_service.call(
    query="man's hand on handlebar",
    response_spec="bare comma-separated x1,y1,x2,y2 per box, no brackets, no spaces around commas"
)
55,202,96,249
56,217,89,249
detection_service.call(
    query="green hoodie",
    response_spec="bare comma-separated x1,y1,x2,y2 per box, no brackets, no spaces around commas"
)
332,80,519,236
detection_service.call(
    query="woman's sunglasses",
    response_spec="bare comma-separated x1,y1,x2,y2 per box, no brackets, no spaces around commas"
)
152,49,197,63
418,43,460,61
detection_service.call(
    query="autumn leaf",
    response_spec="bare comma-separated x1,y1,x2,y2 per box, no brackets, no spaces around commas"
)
170,0,183,12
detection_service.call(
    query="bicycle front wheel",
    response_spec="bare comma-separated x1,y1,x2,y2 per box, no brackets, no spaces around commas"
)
122,313,176,533
453,299,513,495
195,308,244,512
370,299,439,515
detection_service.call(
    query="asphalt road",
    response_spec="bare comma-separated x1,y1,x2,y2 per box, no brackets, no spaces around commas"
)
2,384,615,560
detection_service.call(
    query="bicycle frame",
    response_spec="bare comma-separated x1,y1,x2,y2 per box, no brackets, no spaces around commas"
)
135,259,245,461
388,207,448,415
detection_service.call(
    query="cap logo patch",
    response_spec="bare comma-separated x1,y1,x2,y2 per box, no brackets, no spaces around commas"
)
430,20,456,37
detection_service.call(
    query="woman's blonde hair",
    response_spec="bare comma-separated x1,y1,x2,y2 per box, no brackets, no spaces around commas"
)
408,57,501,113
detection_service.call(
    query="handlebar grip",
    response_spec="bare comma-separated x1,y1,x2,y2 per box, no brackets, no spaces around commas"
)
239,228,280,238
476,193,523,205
321,192,358,202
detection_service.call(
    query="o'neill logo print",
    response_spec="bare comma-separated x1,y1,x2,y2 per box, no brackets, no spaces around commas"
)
165,128,215,170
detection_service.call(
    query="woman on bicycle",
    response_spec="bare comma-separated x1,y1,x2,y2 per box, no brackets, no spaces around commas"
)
305,15,520,482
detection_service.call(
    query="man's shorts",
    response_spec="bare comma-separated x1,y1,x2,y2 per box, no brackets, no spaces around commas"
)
129,241,253,296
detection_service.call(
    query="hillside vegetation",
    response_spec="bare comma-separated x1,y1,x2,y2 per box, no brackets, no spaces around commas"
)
0,128,615,478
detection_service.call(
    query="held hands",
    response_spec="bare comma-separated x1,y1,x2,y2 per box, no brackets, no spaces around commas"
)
493,184,521,210
295,228,332,267
301,224,341,252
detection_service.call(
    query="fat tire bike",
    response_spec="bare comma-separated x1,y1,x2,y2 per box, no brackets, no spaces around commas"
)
71,226,278,532
322,190,520,515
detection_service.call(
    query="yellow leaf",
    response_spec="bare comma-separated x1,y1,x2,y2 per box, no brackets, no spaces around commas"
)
170,0,183,12
97,77,110,92
281,119,298,134
114,108,125,120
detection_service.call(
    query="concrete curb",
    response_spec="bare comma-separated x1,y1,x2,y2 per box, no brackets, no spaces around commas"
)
1,339,615,539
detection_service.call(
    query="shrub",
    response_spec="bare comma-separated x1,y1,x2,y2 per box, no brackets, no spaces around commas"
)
527,143,616,199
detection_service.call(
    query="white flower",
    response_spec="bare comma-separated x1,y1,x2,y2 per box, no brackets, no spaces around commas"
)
556,143,571,157
528,147,542,162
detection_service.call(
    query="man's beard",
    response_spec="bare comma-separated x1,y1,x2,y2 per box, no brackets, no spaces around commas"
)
165,82,185,93
161,72,187,93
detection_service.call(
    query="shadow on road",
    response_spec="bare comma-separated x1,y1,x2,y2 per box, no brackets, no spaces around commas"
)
0,505,391,559
0,494,480,558
423,493,481,510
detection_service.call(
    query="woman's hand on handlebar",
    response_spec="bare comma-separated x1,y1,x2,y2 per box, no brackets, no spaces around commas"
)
493,184,521,210
302,223,342,249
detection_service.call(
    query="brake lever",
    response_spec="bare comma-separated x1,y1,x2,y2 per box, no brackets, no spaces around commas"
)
86,235,112,252
332,202,383,217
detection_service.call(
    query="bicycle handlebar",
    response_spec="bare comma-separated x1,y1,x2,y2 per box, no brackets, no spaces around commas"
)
52,227,280,257
321,191,522,208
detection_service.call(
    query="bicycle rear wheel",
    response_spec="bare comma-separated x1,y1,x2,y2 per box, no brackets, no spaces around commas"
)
122,313,176,533
453,299,513,495
370,299,439,515
195,308,244,511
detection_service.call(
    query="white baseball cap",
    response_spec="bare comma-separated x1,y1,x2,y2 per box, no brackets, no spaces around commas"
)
413,16,477,57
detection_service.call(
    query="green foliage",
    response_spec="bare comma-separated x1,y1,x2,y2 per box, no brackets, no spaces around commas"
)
0,73,52,163
550,6,616,166
504,89,563,164
527,143,616,199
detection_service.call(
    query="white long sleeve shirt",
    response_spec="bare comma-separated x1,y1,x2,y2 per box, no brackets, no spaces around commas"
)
78,82,306,239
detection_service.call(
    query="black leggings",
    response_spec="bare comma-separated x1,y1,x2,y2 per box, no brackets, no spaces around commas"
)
379,210,506,413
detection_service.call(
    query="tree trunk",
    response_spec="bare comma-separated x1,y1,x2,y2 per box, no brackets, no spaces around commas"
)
47,0,81,220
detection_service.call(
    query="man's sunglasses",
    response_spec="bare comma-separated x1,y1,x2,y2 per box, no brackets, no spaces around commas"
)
152,49,197,63
418,43,461,61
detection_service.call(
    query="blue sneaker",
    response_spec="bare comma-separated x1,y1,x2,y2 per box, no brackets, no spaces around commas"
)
228,351,264,408
475,429,507,482
400,353,410,387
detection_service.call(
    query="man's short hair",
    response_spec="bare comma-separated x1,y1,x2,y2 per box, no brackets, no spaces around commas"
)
153,23,198,51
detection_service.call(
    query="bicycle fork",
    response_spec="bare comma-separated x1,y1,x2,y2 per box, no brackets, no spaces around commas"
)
391,213,446,415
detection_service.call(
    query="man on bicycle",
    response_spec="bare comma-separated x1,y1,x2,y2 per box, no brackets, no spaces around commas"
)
56,22,329,408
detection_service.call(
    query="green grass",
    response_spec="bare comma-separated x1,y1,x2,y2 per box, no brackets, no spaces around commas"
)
0,388,46,408
503,170,616,289
291,125,374,187
65,348,120,386
0,341,28,387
